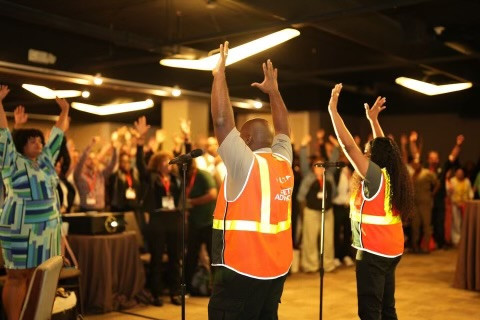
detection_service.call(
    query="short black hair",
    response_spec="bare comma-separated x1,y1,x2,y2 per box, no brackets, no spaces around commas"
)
12,128,45,155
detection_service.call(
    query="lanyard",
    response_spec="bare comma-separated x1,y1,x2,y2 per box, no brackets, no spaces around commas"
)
125,172,133,188
186,169,197,198
85,171,97,193
317,177,324,190
161,175,171,195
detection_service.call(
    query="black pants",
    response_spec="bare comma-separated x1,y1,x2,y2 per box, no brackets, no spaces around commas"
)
208,267,286,320
147,212,181,298
356,251,401,320
185,224,213,292
333,204,352,260
432,198,446,248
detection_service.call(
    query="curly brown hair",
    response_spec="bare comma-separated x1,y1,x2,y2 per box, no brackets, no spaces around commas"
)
352,137,414,222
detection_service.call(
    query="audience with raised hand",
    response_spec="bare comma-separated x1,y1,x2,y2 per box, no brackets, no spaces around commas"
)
0,65,479,318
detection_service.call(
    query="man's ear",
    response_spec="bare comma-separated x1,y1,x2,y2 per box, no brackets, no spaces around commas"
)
244,135,253,146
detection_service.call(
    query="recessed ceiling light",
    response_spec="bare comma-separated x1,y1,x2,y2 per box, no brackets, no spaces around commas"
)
22,84,82,99
172,87,182,97
395,77,472,95
93,73,103,85
160,28,300,71
71,99,154,115
252,100,263,109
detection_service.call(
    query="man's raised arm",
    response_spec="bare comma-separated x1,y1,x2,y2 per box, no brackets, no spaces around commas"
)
251,59,290,137
211,41,235,145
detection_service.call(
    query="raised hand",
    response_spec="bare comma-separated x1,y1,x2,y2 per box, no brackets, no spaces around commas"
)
14,105,28,127
301,134,312,147
55,98,70,132
251,59,279,94
0,85,9,102
365,96,386,122
328,134,339,147
179,118,191,139
212,41,229,77
91,136,100,145
409,131,418,143
400,134,408,146
55,97,70,113
134,116,150,138
456,134,465,145
155,129,166,144
172,133,183,146
328,83,343,114
316,129,325,141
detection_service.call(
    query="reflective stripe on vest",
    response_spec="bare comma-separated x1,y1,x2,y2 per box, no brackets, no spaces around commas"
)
350,168,400,225
212,154,291,234
350,211,401,225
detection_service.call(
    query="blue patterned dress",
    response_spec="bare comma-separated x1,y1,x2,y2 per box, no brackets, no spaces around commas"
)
0,126,64,269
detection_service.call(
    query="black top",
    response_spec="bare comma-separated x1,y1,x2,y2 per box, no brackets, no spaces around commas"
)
306,178,333,211
136,145,181,212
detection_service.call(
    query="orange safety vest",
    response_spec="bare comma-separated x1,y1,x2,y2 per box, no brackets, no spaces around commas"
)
350,168,404,257
212,152,294,279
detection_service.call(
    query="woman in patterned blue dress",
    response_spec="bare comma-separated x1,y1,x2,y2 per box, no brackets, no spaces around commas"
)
0,85,70,320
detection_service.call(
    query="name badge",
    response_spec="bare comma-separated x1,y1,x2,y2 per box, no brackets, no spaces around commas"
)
125,187,136,200
317,192,324,200
162,196,175,210
86,195,97,206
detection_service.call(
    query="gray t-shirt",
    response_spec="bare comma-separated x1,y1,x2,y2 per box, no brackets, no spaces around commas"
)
364,161,382,198
218,127,292,201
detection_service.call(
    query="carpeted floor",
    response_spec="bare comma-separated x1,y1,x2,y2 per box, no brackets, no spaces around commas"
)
86,248,480,320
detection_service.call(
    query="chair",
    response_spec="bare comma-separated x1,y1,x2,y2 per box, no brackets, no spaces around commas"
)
58,268,83,315
19,255,63,320
59,232,83,315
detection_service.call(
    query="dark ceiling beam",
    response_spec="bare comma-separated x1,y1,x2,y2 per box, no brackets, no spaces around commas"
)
174,0,434,46
0,0,433,64
297,53,480,77
0,0,173,54
307,16,474,82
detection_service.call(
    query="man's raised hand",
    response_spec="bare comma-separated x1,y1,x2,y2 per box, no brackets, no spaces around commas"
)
251,59,279,94
212,41,229,77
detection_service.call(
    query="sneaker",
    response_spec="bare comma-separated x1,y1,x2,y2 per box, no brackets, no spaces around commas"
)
324,264,336,273
170,295,182,306
152,296,164,307
343,256,354,267
333,258,342,267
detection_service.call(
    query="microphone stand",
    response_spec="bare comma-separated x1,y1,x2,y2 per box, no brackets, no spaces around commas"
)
315,162,344,320
180,162,187,320
319,169,326,320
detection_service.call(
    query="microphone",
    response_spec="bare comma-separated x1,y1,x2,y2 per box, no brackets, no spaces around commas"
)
169,149,204,165
314,161,346,168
